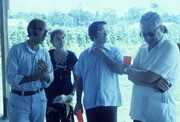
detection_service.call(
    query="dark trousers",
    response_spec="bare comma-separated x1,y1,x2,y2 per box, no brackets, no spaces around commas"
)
134,120,142,122
86,106,117,122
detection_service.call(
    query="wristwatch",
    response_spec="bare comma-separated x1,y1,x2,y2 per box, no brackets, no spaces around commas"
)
124,67,128,74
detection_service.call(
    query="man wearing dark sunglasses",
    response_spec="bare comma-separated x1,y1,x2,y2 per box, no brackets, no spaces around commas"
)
125,12,180,122
6,19,54,122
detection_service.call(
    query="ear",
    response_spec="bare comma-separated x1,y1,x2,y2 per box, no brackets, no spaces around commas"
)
160,25,164,32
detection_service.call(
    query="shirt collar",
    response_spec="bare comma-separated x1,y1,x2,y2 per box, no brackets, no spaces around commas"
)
88,44,111,53
25,40,41,54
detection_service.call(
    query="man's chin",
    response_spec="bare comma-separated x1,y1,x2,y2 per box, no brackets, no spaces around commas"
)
102,40,107,44
38,40,44,44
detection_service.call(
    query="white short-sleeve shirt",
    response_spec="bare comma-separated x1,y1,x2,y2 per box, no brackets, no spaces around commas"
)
75,44,123,109
130,35,180,122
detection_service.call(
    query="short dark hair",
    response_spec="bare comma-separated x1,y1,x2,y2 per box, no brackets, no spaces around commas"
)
88,21,106,41
50,29,66,44
27,19,46,37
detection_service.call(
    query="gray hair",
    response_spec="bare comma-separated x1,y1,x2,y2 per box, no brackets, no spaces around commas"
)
140,12,162,27
140,12,168,33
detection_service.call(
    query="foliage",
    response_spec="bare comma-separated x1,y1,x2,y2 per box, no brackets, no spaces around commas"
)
7,3,180,50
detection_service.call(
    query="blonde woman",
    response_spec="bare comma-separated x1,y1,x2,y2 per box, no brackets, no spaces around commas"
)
45,29,77,122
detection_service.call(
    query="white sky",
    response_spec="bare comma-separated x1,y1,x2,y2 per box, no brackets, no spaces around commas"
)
10,0,180,16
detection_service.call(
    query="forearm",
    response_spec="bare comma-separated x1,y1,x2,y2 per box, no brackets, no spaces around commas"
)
71,72,76,93
102,54,123,74
76,77,83,103
72,81,76,93
19,70,45,85
128,75,148,86
126,67,160,84
19,74,42,84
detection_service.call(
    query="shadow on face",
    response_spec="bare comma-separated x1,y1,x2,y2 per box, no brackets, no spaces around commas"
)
140,22,164,46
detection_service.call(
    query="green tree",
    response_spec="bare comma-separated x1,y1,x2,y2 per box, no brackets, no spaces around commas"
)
150,3,159,12
125,7,145,24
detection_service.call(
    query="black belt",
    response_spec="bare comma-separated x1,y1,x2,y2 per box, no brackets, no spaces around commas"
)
11,88,43,96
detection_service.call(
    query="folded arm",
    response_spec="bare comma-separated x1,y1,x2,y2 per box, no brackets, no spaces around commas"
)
126,66,171,92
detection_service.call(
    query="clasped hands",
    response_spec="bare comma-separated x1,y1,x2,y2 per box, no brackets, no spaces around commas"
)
120,64,171,93
33,58,49,81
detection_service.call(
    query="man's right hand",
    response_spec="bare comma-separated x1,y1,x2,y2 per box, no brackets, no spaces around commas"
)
74,102,83,115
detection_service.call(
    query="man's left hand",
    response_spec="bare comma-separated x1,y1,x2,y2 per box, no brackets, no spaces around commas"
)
152,78,171,93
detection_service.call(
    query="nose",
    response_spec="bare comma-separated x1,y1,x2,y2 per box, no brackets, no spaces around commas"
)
43,31,48,37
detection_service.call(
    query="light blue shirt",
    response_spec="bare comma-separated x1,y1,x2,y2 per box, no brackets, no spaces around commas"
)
75,44,123,109
6,41,54,91
130,35,180,122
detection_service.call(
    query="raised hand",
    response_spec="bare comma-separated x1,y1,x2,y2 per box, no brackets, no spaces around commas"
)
74,102,83,115
92,47,107,59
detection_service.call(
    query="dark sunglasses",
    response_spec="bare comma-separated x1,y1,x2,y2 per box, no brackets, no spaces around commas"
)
140,26,160,37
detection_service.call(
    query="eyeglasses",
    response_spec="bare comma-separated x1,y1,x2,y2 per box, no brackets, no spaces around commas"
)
140,26,161,37
97,29,108,34
32,27,48,34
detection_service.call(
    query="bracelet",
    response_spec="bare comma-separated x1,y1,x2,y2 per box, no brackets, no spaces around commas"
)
124,67,128,74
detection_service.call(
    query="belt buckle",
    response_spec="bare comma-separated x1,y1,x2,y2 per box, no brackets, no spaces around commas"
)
36,89,41,94
35,90,38,94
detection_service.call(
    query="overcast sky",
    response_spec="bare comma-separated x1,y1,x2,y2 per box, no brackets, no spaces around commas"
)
10,0,180,16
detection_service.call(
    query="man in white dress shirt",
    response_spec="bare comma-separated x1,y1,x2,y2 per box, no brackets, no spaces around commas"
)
125,12,180,122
